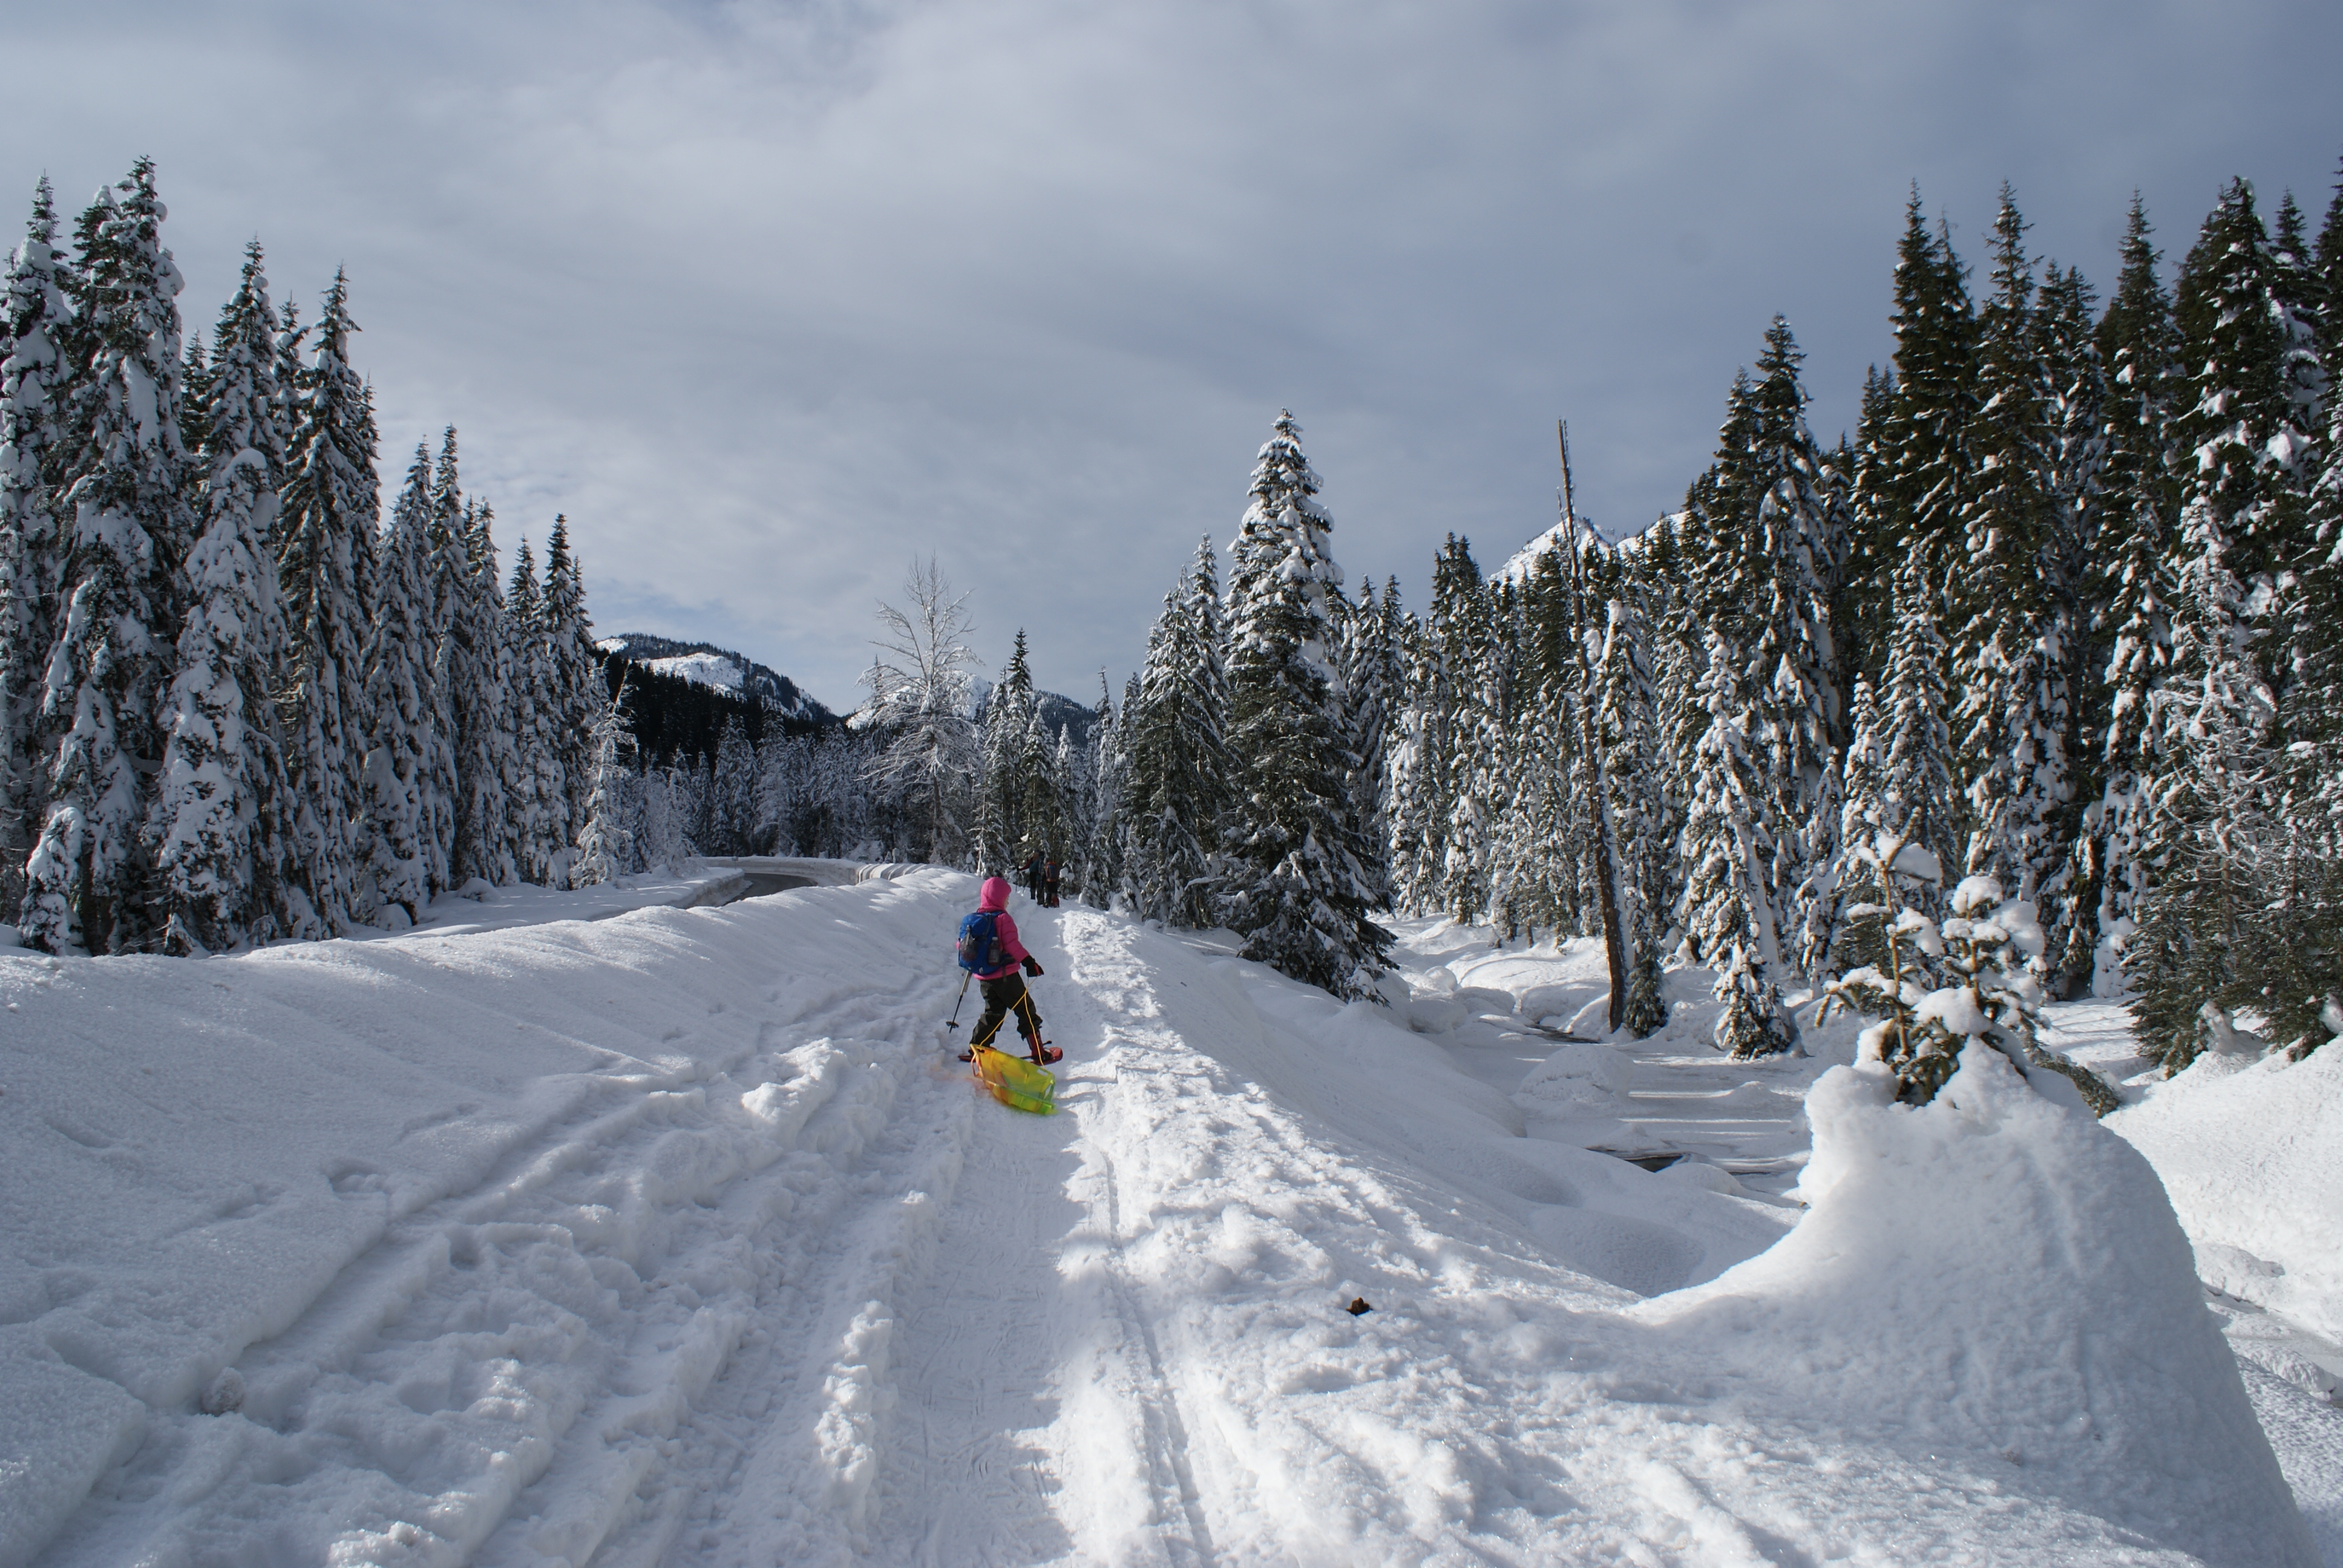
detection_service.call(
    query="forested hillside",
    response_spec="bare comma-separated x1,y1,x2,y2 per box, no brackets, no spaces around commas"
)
11,157,2339,1096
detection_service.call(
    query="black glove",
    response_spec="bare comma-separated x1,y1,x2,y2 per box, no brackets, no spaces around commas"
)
1021,956,1043,978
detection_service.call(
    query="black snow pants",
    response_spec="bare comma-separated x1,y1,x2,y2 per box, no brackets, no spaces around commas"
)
970,974,1044,1058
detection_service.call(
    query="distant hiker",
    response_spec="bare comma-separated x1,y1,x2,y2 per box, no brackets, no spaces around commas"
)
1022,851,1046,905
1043,858,1062,907
957,875,1060,1066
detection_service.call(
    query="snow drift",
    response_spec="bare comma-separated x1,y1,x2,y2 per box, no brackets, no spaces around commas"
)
1642,1051,2316,1568
2109,1042,2343,1344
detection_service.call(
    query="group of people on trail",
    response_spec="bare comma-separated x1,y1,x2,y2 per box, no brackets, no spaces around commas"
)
955,875,1060,1067
1019,851,1061,908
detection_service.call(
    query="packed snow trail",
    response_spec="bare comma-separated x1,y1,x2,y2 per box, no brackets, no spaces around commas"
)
1,870,2316,1564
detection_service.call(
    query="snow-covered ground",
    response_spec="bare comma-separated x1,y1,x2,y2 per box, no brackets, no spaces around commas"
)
0,875,2330,1564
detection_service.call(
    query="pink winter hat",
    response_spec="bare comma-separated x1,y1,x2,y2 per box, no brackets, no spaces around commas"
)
979,876,1012,911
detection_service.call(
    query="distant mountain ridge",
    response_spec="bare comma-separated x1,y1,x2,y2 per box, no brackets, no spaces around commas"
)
597,633,837,724
969,676,1100,748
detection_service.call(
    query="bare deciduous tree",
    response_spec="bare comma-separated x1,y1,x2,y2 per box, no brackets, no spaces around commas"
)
861,557,979,863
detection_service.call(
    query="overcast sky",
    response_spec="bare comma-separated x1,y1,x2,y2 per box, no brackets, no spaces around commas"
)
7,1,2339,708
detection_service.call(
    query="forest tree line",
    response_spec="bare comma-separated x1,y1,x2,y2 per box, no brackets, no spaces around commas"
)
753,163,2343,1088
16,153,2341,1099
0,163,606,950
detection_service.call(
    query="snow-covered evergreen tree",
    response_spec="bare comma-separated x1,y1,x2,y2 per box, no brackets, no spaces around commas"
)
1124,537,1231,926
571,684,635,886
1018,703,1067,866
706,714,758,855
2083,198,2180,995
1879,559,1961,903
274,269,378,932
447,498,518,887
22,162,197,953
1420,535,1501,921
1679,626,1792,1056
1220,411,1390,998
362,445,436,923
1951,190,2072,919
505,536,565,880
1817,865,2099,1109
0,180,72,915
975,630,1036,872
1339,575,1398,912
1830,675,1890,932
1083,671,1124,907
1596,592,1671,1035
1875,192,1984,577
418,428,465,889
149,240,297,952
2031,260,2109,991
2128,178,2321,1068
638,765,690,874
540,515,595,880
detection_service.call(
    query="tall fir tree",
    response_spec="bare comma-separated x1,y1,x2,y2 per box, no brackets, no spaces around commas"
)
1596,592,1672,1035
976,630,1036,873
1679,626,1792,1056
1877,191,1984,578
363,443,436,921
274,269,379,933
1124,537,1231,926
1878,558,1960,897
1084,670,1125,907
418,428,465,889
2083,198,2181,994
149,238,298,952
1221,411,1391,998
1339,575,1397,912
572,682,636,886
1951,190,2074,930
506,537,563,880
0,179,72,913
456,499,520,884
540,514,596,880
21,161,197,952
707,714,758,855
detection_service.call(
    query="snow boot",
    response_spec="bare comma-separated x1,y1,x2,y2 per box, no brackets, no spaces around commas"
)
1031,1044,1062,1066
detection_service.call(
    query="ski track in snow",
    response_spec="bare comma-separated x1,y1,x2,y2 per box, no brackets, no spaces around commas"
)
10,874,2333,1565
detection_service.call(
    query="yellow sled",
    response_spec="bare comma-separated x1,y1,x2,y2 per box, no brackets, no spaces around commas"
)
971,1045,1058,1116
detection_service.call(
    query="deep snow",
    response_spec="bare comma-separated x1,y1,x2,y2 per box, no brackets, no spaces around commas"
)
0,871,2328,1564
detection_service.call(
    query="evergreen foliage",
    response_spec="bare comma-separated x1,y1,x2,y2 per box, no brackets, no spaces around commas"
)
1124,537,1231,926
1221,412,1391,999
0,179,72,915
275,270,378,932
0,171,634,949
151,241,295,952
22,161,198,952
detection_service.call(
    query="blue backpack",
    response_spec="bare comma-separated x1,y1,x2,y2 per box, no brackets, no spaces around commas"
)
957,910,1008,973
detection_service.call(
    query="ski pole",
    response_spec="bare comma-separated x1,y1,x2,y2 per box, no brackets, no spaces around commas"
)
945,971,971,1031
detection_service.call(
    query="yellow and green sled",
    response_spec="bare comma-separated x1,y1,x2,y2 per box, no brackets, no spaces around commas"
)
971,1045,1057,1116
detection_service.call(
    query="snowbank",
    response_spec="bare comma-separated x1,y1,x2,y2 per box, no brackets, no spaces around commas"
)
1642,1051,2317,1568
5,880,2322,1564
0,874,948,1564
2109,1043,2343,1344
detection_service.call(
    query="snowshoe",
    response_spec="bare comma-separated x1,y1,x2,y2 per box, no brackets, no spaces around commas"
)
1031,1044,1063,1065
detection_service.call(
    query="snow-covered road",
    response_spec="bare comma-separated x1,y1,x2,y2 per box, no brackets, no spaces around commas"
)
1,869,2324,1565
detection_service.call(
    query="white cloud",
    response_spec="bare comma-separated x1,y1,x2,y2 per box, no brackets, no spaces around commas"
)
6,0,2337,705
